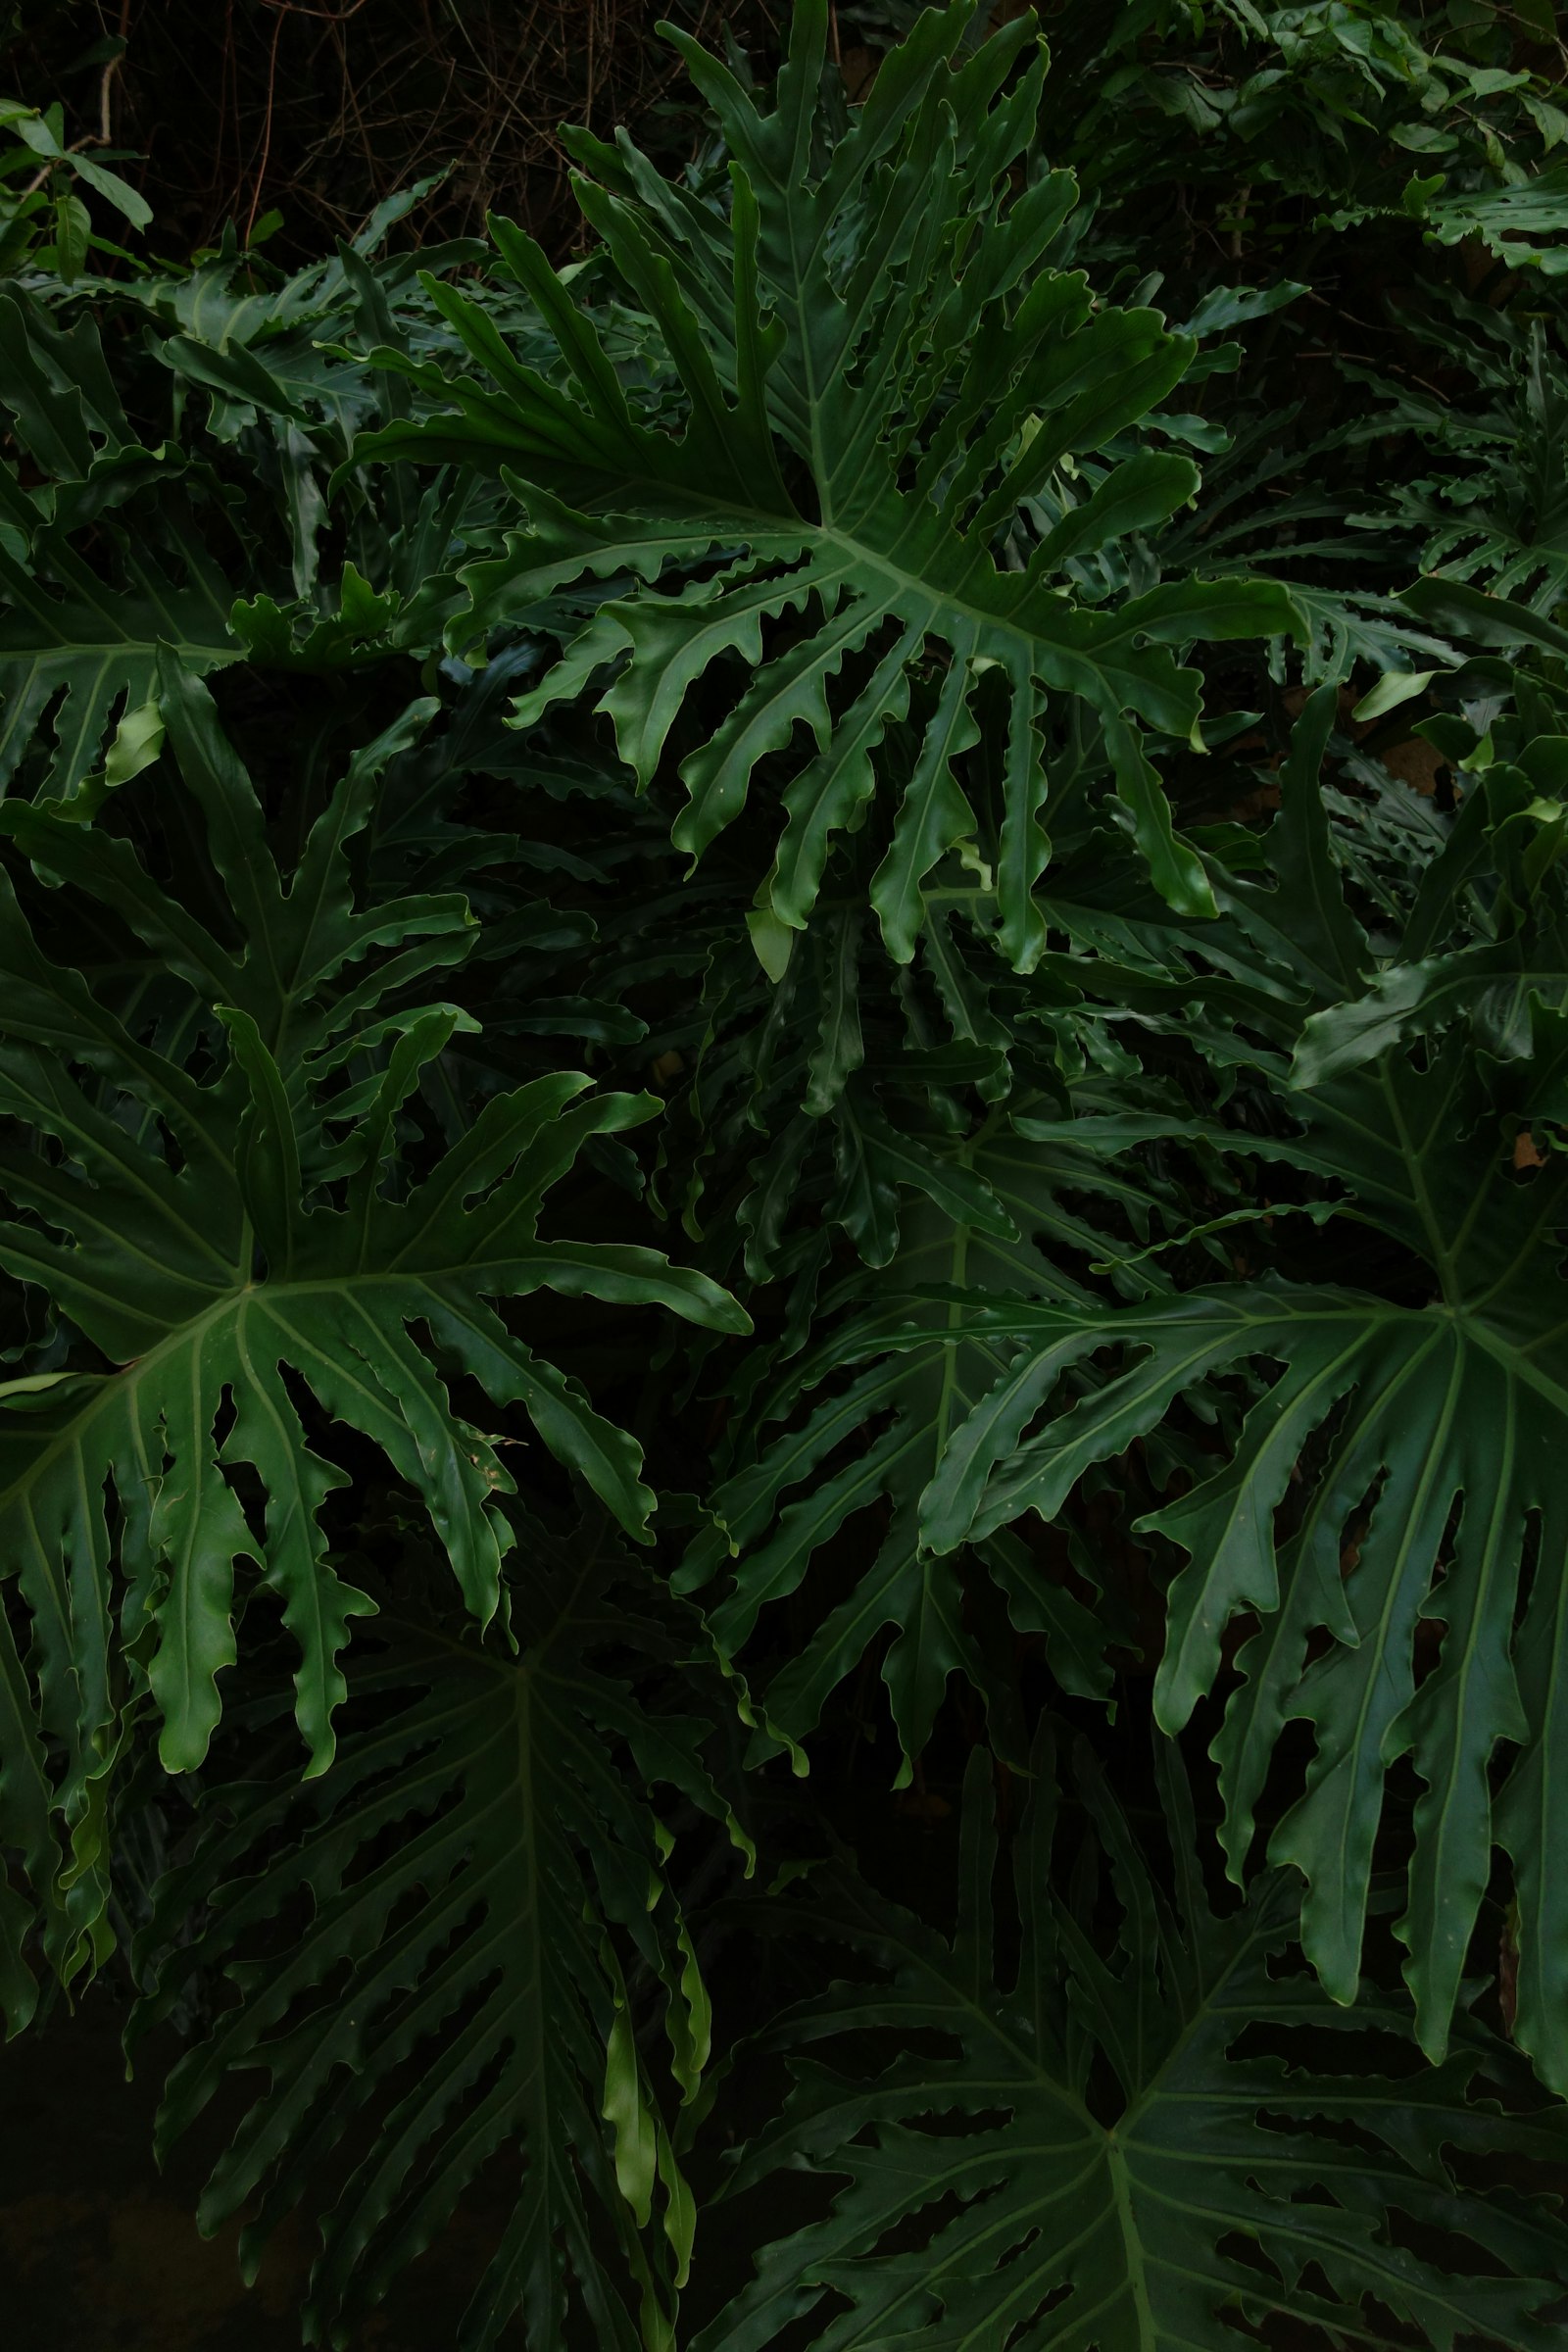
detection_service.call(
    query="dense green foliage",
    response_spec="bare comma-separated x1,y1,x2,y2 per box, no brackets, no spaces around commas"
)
5,2,1568,2344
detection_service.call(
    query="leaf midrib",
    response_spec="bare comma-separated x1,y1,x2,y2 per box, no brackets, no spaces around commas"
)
512,452,1198,702
0,1257,577,1520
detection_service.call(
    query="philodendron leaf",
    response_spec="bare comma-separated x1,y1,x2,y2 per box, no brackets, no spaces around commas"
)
0,662,744,2022
1293,935,1568,1084
679,1113,1158,1770
700,1739,1568,2352
357,1,1300,966
919,1017,1568,2083
131,1538,749,2352
879,686,1568,2085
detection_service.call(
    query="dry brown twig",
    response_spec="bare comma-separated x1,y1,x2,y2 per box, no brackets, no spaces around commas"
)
18,0,784,262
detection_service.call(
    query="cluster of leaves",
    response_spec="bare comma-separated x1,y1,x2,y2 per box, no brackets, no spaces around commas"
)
6,2,1568,2346
0,95,149,281
1043,0,1568,257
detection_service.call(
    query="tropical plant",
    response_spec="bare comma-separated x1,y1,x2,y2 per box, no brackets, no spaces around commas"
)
0,656,741,2031
3,2,1568,2348
0,96,149,283
368,4,1300,961
129,1522,745,2352
699,1739,1568,2352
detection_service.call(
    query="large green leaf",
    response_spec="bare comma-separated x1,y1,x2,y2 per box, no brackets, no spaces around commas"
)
905,687,1568,2083
130,1534,747,2352
698,1740,1568,2352
0,662,743,2026
357,1,1299,965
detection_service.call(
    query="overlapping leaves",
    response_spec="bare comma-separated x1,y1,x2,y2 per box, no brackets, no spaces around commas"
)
680,1110,1155,1769
4,6,1568,2348
0,288,238,797
891,676,1568,2086
0,206,528,803
701,1739,1568,2352
130,1533,746,2352
0,659,741,2028
360,0,1299,966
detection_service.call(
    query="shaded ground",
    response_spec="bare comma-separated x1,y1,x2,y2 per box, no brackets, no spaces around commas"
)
0,1988,503,2349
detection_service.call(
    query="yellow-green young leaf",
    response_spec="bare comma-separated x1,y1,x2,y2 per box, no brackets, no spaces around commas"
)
1350,665,1436,723
745,901,796,982
54,695,167,822
604,2003,658,2227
